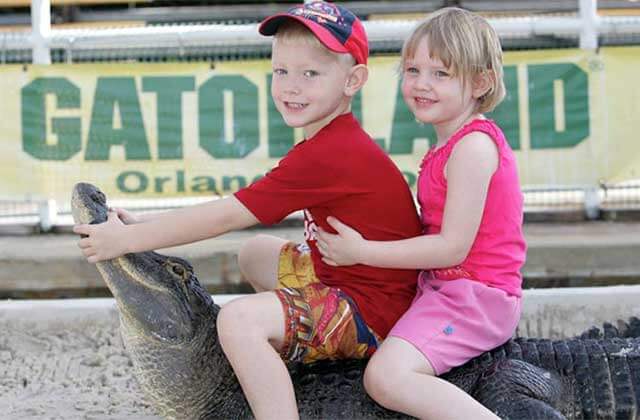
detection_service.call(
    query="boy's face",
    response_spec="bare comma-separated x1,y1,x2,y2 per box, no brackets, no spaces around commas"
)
271,37,353,138
401,38,477,133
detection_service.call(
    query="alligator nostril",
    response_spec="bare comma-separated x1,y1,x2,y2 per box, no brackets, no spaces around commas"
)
91,191,105,204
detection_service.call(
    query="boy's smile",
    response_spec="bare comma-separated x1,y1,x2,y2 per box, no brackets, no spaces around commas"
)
271,37,353,139
283,101,308,110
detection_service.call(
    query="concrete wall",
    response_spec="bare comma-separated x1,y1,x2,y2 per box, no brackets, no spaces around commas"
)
2,285,639,339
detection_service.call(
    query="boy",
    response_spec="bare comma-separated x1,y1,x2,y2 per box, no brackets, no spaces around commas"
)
74,2,422,418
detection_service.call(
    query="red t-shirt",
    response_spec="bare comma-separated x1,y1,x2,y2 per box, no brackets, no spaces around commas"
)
235,113,422,338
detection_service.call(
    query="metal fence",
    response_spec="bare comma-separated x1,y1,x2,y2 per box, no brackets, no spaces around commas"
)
0,0,639,230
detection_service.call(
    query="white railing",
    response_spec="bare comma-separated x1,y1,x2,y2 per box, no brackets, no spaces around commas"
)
1,0,639,230
3,0,637,64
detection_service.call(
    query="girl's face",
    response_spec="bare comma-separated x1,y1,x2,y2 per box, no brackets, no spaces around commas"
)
401,38,479,141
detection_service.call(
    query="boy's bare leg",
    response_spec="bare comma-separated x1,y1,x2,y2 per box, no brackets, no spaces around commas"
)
238,234,288,292
217,291,299,420
364,337,499,420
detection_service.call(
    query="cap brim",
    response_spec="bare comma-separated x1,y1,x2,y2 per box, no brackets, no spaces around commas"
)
258,14,349,56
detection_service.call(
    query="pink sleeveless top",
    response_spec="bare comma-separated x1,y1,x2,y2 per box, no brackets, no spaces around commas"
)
417,119,526,297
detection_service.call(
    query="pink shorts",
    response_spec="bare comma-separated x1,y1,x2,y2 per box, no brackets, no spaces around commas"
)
388,272,522,375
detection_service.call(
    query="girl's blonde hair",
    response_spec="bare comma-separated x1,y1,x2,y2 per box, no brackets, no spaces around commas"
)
401,7,505,113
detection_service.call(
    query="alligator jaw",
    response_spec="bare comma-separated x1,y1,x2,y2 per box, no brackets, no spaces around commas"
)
70,182,244,418
71,183,203,343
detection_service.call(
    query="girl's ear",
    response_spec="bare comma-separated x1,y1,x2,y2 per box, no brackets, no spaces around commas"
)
344,64,369,97
472,70,494,99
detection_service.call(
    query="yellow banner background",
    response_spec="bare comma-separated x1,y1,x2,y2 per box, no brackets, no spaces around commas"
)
0,46,638,202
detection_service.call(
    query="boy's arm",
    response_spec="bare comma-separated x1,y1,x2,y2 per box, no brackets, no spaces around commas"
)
74,196,259,263
317,131,498,269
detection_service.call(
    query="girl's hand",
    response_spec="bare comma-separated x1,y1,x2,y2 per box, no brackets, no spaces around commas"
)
109,207,139,225
316,217,367,266
73,211,130,263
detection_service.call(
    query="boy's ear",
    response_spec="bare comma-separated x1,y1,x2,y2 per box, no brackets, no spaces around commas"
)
472,71,494,99
344,64,369,97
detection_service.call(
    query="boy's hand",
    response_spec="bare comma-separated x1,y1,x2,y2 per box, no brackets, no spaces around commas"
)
73,211,129,263
316,217,366,266
109,207,139,225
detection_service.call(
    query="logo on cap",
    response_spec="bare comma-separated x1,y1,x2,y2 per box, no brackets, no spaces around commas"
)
291,2,341,24
288,2,353,45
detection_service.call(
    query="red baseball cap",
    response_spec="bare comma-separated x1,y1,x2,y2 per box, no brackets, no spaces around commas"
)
259,1,369,65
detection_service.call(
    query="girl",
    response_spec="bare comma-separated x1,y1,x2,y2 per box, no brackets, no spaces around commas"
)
316,7,525,420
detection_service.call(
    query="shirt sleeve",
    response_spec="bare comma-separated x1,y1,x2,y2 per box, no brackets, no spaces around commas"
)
234,141,346,225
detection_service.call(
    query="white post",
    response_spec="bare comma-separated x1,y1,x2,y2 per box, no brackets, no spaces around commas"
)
579,0,599,50
38,199,58,232
584,186,601,220
31,0,51,64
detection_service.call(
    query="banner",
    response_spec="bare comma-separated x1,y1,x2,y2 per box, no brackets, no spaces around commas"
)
1,46,639,202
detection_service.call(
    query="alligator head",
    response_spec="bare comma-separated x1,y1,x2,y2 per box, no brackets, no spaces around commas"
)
71,182,250,419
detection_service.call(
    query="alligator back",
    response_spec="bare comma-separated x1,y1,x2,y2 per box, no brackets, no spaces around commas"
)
443,333,640,419
289,319,640,420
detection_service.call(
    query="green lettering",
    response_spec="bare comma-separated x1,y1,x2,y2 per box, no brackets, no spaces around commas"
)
86,77,150,160
389,79,436,154
266,74,294,158
222,175,247,192
154,176,171,193
402,171,417,189
117,170,148,193
21,78,81,160
487,65,520,149
176,169,186,192
528,63,589,149
199,75,259,159
192,176,219,193
142,76,195,160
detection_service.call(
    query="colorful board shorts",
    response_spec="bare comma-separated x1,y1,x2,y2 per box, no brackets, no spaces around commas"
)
274,242,380,364
389,270,522,375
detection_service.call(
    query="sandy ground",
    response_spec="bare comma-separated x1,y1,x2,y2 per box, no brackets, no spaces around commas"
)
0,302,159,419
1,287,639,419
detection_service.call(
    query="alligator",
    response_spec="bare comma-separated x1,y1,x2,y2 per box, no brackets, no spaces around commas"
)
71,182,640,420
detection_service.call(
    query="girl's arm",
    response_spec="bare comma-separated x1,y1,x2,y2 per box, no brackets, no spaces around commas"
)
74,196,259,263
317,131,498,269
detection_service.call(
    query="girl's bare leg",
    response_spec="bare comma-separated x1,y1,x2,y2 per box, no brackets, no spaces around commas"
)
364,337,499,420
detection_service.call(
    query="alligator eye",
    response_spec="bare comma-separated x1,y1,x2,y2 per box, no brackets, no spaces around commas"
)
171,265,185,276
